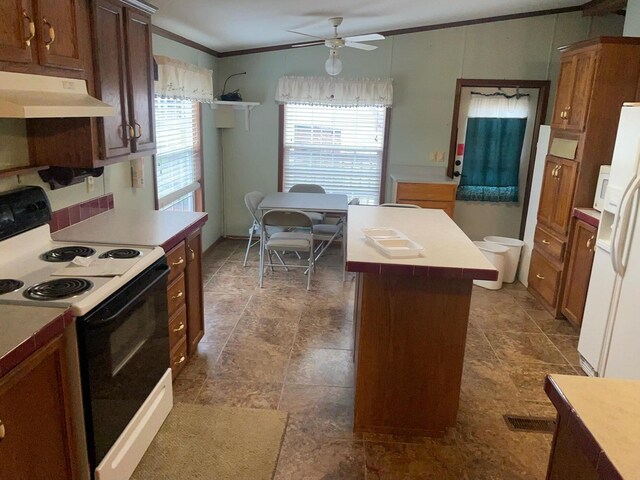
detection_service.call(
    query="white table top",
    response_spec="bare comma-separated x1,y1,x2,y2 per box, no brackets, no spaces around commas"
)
52,209,208,248
549,374,640,479
259,192,349,214
346,205,496,278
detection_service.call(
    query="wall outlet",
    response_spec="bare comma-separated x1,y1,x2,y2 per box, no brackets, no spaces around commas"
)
86,176,94,193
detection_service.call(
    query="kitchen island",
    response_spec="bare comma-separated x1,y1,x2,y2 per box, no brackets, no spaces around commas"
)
346,206,497,436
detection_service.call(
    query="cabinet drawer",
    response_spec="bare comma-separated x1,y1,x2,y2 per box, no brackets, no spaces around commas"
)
534,226,566,262
529,250,562,307
167,273,186,318
396,182,456,202
166,241,186,283
170,338,187,380
168,304,187,351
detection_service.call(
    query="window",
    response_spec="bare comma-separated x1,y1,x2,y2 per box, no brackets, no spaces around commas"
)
280,104,388,205
154,97,203,212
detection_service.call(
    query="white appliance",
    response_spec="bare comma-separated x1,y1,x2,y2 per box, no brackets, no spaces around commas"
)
519,125,551,286
578,103,640,379
593,165,611,212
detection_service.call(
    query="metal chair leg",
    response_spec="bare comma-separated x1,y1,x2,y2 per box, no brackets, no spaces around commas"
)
243,228,254,267
259,231,264,288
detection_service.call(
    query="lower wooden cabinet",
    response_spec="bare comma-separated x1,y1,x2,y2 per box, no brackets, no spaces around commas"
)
0,335,78,480
394,182,457,218
528,249,562,307
561,219,597,328
164,228,205,380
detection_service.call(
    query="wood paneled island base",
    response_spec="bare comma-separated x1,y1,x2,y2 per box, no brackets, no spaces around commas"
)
353,272,473,436
346,206,497,437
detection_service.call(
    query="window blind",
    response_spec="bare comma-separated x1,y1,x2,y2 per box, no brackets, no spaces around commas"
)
282,104,387,205
154,97,202,211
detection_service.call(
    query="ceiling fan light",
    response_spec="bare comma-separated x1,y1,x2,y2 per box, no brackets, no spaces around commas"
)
325,50,342,76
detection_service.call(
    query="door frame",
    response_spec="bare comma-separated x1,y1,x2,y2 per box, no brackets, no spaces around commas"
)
446,78,550,239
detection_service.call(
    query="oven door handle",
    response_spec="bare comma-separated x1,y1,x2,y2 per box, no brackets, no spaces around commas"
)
87,264,169,327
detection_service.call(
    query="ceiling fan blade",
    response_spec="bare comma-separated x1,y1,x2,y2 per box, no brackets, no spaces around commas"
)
287,30,326,40
345,41,378,51
291,41,325,48
344,33,385,42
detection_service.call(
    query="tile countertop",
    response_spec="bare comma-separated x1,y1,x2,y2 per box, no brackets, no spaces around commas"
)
546,374,640,480
52,209,208,250
0,306,72,378
346,205,497,280
574,207,601,228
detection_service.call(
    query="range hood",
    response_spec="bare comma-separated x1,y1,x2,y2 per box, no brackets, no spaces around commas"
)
0,72,114,118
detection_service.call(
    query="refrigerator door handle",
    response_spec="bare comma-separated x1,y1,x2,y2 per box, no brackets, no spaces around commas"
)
612,175,640,275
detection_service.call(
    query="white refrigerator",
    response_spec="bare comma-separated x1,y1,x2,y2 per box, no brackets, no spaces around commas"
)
578,103,640,379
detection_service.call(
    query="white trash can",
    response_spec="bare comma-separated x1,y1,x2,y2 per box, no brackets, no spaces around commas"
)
473,241,509,290
483,236,525,283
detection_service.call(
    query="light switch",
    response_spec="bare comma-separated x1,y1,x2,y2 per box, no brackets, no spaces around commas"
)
86,176,94,193
436,151,445,162
429,152,436,161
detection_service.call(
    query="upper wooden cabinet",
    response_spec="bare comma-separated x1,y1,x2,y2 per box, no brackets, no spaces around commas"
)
551,51,597,131
0,0,83,73
93,0,156,162
26,0,157,168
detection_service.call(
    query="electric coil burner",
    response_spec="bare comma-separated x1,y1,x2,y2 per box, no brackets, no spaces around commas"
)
42,246,97,262
0,279,24,295
99,248,141,259
23,278,93,300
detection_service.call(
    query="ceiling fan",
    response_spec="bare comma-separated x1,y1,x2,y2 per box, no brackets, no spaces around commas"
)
288,17,385,76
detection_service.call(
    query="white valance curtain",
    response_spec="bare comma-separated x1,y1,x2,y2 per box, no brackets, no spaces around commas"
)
154,55,214,104
275,76,393,107
467,94,529,118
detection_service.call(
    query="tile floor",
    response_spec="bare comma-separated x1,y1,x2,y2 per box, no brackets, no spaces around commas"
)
174,239,583,479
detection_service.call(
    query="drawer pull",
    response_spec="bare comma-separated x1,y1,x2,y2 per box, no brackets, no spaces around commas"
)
0,419,5,441
189,247,195,261
171,290,183,300
173,322,185,333
174,355,186,366
541,239,551,245
23,11,35,46
171,257,184,267
536,274,545,280
42,17,55,50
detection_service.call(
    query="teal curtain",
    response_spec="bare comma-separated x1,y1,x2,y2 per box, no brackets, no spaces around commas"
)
457,117,526,202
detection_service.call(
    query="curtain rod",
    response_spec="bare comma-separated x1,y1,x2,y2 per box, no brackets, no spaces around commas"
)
470,87,529,99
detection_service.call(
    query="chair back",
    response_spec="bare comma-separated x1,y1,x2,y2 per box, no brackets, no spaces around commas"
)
289,184,326,194
349,198,360,205
244,191,264,222
379,203,421,209
262,209,314,230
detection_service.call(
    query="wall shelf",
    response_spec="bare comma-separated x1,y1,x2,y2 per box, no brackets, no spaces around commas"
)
213,101,260,131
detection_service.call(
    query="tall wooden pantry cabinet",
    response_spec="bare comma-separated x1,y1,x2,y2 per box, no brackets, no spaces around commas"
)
528,37,640,318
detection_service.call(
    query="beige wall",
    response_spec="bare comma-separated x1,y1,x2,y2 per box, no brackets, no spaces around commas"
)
0,34,223,250
216,11,624,238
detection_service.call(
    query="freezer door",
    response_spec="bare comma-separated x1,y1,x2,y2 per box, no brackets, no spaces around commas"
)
602,191,640,379
578,245,617,375
603,106,640,214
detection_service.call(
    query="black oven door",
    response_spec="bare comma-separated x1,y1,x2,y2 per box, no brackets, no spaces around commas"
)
76,258,170,470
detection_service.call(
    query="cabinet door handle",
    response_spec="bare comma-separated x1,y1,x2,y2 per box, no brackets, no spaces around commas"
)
23,11,35,46
536,274,545,280
551,165,558,178
0,419,5,441
173,355,186,366
134,122,143,140
171,290,183,300
541,239,551,245
587,235,595,249
173,322,185,333
42,17,55,50
565,105,571,111
127,123,135,141
171,257,184,266
189,247,195,261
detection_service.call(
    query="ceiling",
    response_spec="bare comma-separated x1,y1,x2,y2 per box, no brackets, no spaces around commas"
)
150,0,588,53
